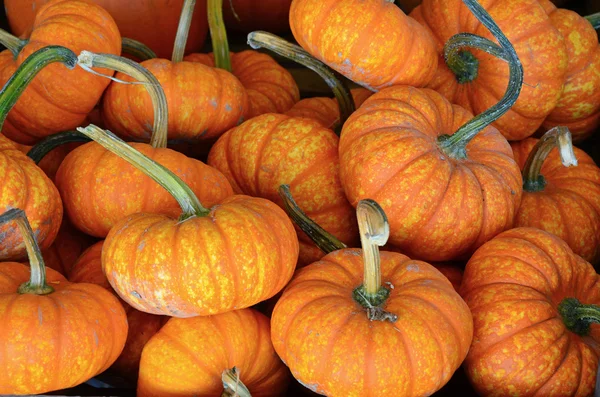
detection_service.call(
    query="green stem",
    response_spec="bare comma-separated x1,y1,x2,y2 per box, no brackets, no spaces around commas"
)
278,184,347,254
221,367,252,397
437,0,523,159
76,124,209,219
247,31,355,134
0,208,54,295
585,12,600,30
77,51,169,149
172,0,197,63
121,37,157,61
0,45,77,132
0,28,27,57
444,32,507,83
558,297,600,336
208,0,232,71
522,126,578,192
26,131,91,164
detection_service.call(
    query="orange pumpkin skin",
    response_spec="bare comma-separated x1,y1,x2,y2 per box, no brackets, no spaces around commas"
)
432,263,463,291
55,141,234,238
0,0,121,145
271,249,473,397
511,138,600,264
103,195,299,317
102,59,248,143
339,86,522,262
289,0,438,91
138,309,290,396
207,113,358,266
223,0,293,34
0,262,128,395
411,0,568,141
461,227,600,396
14,140,81,182
0,134,63,260
185,51,299,119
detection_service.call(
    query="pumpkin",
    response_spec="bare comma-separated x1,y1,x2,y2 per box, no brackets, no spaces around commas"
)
289,0,438,91
511,126,600,264
271,199,473,396
411,0,568,141
461,227,600,396
0,0,121,144
223,0,292,33
138,309,290,396
0,208,128,395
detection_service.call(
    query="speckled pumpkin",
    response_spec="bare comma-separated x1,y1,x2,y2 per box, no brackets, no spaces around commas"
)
461,227,600,396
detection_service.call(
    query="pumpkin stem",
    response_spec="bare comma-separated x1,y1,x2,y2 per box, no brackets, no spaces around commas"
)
76,124,210,220
208,0,233,71
444,33,507,84
247,31,356,134
172,0,197,63
77,51,169,149
278,185,347,254
0,45,77,133
437,0,523,160
0,29,27,57
352,200,397,323
558,297,600,336
121,37,157,61
522,126,577,192
27,130,91,164
585,12,600,30
0,208,54,295
221,367,252,397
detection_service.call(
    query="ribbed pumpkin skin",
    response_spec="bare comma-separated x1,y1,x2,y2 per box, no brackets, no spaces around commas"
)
138,309,290,396
339,86,522,262
55,141,234,238
289,0,438,90
411,0,568,141
0,0,121,145
14,140,81,182
0,262,128,395
541,3,600,142
102,59,248,143
271,248,473,397
461,227,600,396
208,113,358,266
511,138,600,264
103,195,299,317
0,135,63,261
224,0,293,33
185,51,299,119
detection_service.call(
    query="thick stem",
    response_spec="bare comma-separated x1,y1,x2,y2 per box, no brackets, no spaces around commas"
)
76,124,209,219
77,51,169,148
208,0,232,71
0,28,27,57
586,12,600,30
27,131,91,164
522,126,578,192
558,297,600,336
444,33,507,84
278,184,347,254
121,37,158,61
248,31,355,133
0,46,77,132
221,367,252,397
172,0,197,63
437,0,523,159
0,209,54,295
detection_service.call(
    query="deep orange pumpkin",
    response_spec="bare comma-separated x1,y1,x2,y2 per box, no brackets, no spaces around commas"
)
223,0,293,33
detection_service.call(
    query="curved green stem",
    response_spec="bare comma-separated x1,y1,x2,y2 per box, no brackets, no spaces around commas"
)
558,297,600,336
76,124,209,219
26,131,91,164
248,31,355,134
585,12,600,30
444,32,507,83
0,45,77,132
0,208,54,295
172,0,197,63
278,184,347,254
522,126,577,192
121,37,157,61
437,0,523,159
221,367,251,397
208,0,232,71
0,28,27,57
77,51,169,148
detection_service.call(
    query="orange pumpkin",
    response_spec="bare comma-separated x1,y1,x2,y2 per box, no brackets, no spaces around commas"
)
223,0,293,33
138,309,290,396
461,227,600,396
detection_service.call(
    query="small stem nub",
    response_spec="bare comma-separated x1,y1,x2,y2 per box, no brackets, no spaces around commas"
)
585,12,600,30
0,208,54,295
208,0,232,71
0,28,27,57
221,367,252,397
121,37,158,61
172,0,197,63
522,126,577,192
27,131,91,164
558,297,600,336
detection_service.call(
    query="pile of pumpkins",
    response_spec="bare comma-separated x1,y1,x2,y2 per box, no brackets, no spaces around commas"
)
0,0,600,396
